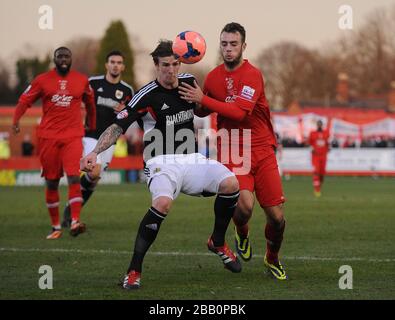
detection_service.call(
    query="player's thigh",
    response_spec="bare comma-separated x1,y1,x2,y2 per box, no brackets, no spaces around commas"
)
62,137,83,176
312,155,320,173
148,173,178,202
254,153,285,208
182,157,235,196
145,157,183,199
224,158,255,193
320,157,327,174
38,138,63,179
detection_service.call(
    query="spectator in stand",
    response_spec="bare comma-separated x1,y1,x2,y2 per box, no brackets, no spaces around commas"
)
342,137,356,148
331,138,339,148
21,133,35,156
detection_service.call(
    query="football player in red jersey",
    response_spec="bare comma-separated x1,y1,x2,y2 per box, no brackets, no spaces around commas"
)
179,22,287,280
308,120,330,197
12,47,96,239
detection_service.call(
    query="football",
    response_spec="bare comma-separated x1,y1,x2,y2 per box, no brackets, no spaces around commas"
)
172,31,206,64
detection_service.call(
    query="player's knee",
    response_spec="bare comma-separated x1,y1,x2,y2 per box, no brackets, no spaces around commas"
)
46,179,59,190
67,175,80,185
218,176,239,194
264,204,285,226
152,196,172,214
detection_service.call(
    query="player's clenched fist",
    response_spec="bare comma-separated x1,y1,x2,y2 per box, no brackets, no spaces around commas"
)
80,152,97,172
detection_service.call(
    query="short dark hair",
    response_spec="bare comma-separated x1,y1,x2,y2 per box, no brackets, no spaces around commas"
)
221,22,246,43
150,40,174,65
54,46,72,57
106,50,124,62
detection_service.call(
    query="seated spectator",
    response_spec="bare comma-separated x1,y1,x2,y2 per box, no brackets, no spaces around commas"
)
22,133,35,156
331,138,339,148
342,137,356,148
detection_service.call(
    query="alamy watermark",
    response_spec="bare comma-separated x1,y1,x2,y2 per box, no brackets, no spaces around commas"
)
338,265,353,290
38,5,53,30
338,5,353,30
142,128,252,175
38,265,53,289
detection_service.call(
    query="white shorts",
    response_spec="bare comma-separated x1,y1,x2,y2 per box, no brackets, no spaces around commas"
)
83,137,115,173
145,153,235,200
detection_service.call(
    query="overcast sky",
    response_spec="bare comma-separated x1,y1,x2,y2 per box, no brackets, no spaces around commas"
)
0,0,394,71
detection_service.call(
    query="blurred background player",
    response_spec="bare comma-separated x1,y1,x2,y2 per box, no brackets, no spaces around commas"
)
81,40,241,289
308,119,330,197
62,50,134,227
179,22,287,280
12,47,96,239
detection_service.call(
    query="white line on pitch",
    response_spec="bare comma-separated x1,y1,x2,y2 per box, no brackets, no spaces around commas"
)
1,247,394,263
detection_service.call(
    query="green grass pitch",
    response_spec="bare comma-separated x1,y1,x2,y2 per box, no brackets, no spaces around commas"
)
0,176,394,299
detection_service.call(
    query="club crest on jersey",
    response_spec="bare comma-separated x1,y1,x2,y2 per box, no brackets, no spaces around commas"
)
153,168,161,174
59,80,67,91
225,77,233,91
116,109,129,119
240,85,255,100
115,90,124,99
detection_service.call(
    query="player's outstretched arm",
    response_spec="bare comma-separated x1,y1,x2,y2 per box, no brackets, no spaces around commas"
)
179,81,247,121
93,123,123,154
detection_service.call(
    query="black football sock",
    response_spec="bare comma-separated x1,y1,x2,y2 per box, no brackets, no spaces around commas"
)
80,173,98,205
211,191,240,247
62,174,98,227
127,207,166,273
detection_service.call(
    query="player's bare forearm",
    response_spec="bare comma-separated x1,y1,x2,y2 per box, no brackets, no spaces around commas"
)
93,124,123,154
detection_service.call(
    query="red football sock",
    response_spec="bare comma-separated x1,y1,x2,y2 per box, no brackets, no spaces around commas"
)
46,188,60,228
68,183,83,222
313,174,321,192
265,221,285,263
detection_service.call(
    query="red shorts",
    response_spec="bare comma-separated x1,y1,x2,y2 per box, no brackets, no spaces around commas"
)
312,154,327,175
38,137,83,180
224,147,285,208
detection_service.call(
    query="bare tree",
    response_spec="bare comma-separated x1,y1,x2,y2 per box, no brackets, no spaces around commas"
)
332,6,395,95
0,59,13,104
255,42,336,109
65,37,100,76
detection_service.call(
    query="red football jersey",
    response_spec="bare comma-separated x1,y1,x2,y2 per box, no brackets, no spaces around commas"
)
15,69,95,139
308,130,330,156
203,60,276,151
